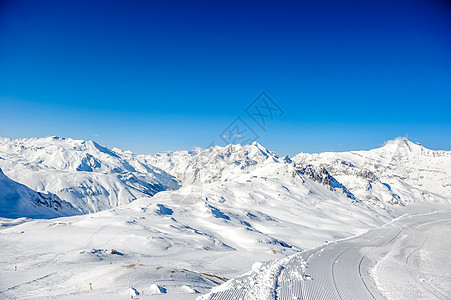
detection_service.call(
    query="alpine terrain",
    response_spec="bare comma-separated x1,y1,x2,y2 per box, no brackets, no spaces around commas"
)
0,136,450,299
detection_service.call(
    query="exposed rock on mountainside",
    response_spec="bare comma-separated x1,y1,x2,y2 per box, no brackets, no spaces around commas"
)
293,164,356,199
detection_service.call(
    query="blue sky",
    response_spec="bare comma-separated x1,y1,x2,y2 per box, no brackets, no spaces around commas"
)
1,0,450,155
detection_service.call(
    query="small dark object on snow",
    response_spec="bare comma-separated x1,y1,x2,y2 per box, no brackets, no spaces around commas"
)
111,249,123,255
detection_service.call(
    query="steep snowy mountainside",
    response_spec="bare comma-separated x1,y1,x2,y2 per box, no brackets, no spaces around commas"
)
292,164,357,200
294,137,451,205
136,142,290,184
0,137,179,213
0,168,80,218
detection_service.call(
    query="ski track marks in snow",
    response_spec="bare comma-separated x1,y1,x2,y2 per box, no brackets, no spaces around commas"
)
199,211,451,300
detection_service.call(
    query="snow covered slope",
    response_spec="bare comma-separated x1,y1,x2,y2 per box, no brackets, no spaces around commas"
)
199,209,451,300
0,165,393,298
294,137,451,206
0,168,80,219
0,137,179,213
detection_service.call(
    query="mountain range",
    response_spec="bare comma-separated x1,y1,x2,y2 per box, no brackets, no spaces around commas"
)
0,136,450,298
1,136,449,219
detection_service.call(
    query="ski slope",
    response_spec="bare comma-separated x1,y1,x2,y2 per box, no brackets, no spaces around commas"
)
199,208,451,300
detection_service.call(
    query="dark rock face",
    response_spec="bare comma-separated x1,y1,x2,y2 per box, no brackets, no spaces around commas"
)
294,164,356,200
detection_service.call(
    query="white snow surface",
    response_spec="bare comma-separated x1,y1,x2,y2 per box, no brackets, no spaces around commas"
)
0,136,450,299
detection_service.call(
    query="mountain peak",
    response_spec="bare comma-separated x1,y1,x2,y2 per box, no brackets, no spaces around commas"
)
381,137,422,151
386,137,411,145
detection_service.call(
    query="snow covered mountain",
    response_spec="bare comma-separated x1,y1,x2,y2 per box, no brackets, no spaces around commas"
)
0,168,80,219
0,136,450,298
293,137,451,206
0,151,394,298
136,142,355,200
139,138,451,208
0,137,179,213
136,141,286,184
1,136,449,217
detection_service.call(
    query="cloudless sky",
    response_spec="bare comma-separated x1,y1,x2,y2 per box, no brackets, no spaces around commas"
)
1,0,450,156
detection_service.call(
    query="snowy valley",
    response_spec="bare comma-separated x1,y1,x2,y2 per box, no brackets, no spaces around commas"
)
0,137,450,299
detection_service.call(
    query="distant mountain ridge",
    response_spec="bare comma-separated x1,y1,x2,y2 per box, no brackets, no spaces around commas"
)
0,136,449,218
135,141,285,184
139,137,450,206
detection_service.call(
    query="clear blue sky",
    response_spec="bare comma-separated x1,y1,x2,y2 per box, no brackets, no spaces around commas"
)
1,0,450,155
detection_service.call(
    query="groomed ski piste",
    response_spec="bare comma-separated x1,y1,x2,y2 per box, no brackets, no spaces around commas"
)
199,208,451,300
